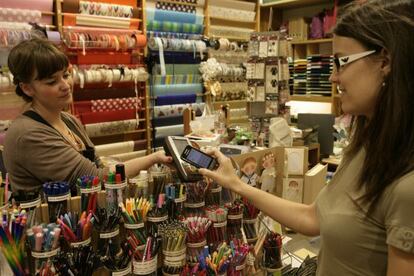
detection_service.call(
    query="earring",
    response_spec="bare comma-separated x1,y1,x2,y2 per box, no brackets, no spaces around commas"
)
382,81,386,87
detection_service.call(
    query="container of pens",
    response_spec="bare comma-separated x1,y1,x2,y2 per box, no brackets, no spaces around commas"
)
242,198,259,243
159,221,187,276
184,216,211,266
57,211,93,248
150,168,170,198
165,183,186,220
43,181,71,223
184,180,207,216
121,198,150,248
146,194,168,236
77,175,101,213
262,232,283,270
206,206,228,248
227,239,250,276
93,206,122,256
102,240,133,275
27,223,61,275
205,181,222,206
226,201,244,241
53,245,100,275
132,235,160,275
129,170,149,199
105,165,128,211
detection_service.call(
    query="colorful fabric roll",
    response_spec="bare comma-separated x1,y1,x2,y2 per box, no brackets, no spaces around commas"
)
78,1,136,18
0,8,41,23
149,52,202,64
155,94,197,106
85,119,137,137
91,97,141,112
79,109,138,124
147,20,203,34
152,84,203,96
147,31,202,40
152,64,200,75
154,124,184,138
95,140,146,157
152,116,183,127
153,103,205,118
152,74,201,85
146,8,203,24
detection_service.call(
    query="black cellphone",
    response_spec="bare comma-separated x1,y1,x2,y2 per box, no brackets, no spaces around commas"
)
180,145,218,170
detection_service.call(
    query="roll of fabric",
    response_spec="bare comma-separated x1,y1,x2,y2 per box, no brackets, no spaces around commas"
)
209,5,256,22
209,25,253,40
0,0,53,12
147,20,203,34
63,13,139,30
85,119,137,137
46,31,61,44
146,8,203,24
152,116,183,127
154,124,184,138
95,140,146,157
79,109,137,124
152,74,201,85
146,0,204,13
209,0,255,11
153,103,205,118
147,31,202,40
109,150,147,162
151,64,200,75
152,84,203,96
0,8,41,23
149,52,202,64
78,1,138,18
147,0,205,7
155,94,197,106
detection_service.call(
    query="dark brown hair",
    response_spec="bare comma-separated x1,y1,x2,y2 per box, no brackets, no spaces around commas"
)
7,38,69,102
335,0,414,210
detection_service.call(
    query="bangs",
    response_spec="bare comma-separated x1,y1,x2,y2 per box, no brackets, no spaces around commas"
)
32,44,69,81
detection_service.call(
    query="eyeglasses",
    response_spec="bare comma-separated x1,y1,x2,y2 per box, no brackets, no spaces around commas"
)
333,50,376,71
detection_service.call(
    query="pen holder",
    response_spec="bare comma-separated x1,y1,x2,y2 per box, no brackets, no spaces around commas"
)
169,195,186,220
146,214,168,236
186,239,207,266
221,187,234,204
228,261,247,276
108,263,132,276
227,213,244,240
133,254,158,275
150,170,170,197
207,220,227,248
105,180,128,210
128,175,149,199
45,192,70,223
79,183,101,213
97,227,121,256
125,222,147,247
262,245,282,269
243,218,258,243
162,247,187,276
15,194,42,211
205,184,222,206
184,180,207,216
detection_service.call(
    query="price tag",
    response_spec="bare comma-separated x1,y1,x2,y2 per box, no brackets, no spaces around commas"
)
104,181,127,190
99,228,119,239
47,193,70,202
19,197,41,209
70,237,91,248
32,248,60,259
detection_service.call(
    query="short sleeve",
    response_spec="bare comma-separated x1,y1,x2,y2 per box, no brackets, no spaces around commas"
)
18,127,104,186
385,175,414,253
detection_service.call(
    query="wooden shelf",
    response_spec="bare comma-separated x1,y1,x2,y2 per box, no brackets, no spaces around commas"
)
261,0,330,8
291,38,333,45
289,95,332,103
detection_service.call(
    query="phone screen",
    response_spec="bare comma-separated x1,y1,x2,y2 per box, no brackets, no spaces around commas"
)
186,148,213,168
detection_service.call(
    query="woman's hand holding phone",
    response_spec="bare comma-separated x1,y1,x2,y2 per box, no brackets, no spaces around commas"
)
198,148,244,194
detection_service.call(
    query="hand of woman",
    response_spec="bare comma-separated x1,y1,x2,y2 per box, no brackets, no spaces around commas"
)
151,150,173,165
198,148,244,193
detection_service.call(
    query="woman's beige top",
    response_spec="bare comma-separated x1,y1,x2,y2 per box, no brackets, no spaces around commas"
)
316,149,414,275
3,112,106,192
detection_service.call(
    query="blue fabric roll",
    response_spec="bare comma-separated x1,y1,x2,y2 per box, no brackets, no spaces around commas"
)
148,51,202,64
152,84,203,96
147,8,204,24
156,94,197,106
152,116,183,127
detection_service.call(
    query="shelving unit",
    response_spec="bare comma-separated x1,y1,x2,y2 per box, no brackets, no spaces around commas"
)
56,0,151,152
259,0,341,115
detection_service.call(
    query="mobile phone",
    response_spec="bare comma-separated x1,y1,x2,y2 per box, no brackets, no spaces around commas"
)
180,145,218,170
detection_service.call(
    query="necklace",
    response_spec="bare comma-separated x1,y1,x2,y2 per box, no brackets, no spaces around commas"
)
65,126,85,151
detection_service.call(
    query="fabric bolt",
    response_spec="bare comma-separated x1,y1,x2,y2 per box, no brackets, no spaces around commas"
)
155,94,197,106
79,109,137,125
147,31,202,40
146,1,204,13
209,25,253,40
153,103,205,118
149,52,202,64
94,140,146,157
152,64,200,75
78,1,136,18
147,0,205,6
0,0,53,12
152,83,203,96
85,119,137,137
109,150,147,162
0,8,41,23
91,97,141,112
152,74,201,85
146,20,204,34
146,8,203,24
154,124,184,138
209,6,256,22
209,0,255,11
152,116,183,127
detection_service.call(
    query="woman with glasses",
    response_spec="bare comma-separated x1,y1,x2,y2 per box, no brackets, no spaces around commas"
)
3,38,172,197
200,1,414,275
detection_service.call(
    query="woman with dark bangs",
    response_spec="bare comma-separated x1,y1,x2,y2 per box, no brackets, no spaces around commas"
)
3,38,171,198
200,1,414,275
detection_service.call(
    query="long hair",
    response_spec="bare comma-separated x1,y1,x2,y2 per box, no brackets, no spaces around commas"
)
335,0,414,210
7,38,69,102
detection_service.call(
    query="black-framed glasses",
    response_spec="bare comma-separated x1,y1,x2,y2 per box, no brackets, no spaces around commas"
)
333,50,376,71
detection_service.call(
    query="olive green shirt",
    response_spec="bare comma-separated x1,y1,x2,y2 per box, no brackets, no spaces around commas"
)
3,112,106,192
316,149,414,275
